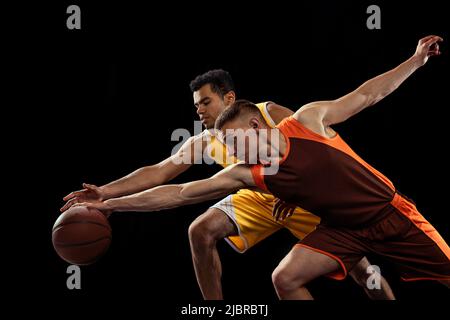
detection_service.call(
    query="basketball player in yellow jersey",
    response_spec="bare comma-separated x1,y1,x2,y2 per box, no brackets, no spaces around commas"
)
61,70,394,299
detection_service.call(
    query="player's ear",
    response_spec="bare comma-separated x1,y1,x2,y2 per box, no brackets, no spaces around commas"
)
249,117,260,129
224,91,236,106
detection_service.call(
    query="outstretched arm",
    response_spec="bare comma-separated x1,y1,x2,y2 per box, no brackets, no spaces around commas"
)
61,132,207,212
295,35,443,128
72,164,256,215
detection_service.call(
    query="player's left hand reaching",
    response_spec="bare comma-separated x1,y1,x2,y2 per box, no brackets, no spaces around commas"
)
61,183,106,212
72,201,114,218
414,35,443,66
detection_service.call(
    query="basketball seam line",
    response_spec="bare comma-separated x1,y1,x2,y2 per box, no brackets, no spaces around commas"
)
53,236,112,248
52,220,112,232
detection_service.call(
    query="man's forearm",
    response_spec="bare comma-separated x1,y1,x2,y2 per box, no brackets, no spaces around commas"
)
100,166,168,200
103,166,246,213
318,37,440,126
358,55,422,106
104,185,187,212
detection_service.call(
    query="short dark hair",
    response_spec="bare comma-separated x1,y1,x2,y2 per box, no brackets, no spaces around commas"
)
189,69,235,97
215,99,262,130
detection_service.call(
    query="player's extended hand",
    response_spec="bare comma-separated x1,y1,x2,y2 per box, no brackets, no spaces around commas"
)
71,201,113,218
60,183,105,212
272,198,296,221
414,35,443,66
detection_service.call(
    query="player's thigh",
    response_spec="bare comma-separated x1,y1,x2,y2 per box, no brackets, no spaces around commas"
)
273,245,340,286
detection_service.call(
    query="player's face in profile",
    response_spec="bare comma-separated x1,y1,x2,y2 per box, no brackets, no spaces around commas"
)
193,84,228,129
219,120,263,164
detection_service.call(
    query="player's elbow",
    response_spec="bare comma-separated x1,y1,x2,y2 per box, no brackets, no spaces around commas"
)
351,87,374,106
177,185,194,204
147,185,192,211
358,84,392,107
366,90,390,106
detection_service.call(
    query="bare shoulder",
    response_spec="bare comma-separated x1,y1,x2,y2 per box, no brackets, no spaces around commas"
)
293,101,326,123
293,102,332,137
266,102,294,125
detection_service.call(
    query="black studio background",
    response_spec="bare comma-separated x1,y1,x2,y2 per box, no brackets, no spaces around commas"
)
19,0,450,316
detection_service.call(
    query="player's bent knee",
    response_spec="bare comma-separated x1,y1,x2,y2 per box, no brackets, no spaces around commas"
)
272,266,304,293
188,218,215,248
188,210,232,247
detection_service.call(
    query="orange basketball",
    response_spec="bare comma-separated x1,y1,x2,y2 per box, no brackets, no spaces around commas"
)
52,206,112,265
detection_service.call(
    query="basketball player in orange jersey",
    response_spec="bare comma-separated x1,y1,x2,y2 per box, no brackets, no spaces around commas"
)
62,70,394,299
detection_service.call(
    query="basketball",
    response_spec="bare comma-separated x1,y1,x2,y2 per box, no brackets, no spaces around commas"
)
52,206,112,265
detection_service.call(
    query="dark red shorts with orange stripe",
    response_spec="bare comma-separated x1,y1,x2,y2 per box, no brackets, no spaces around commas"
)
298,193,450,281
